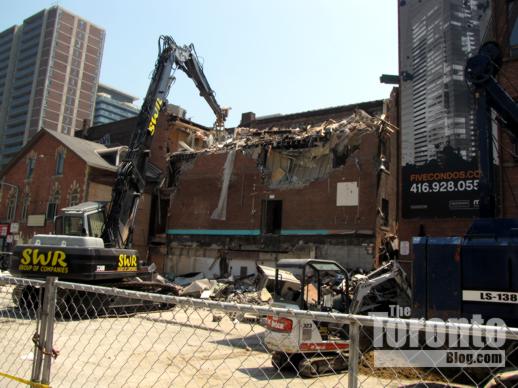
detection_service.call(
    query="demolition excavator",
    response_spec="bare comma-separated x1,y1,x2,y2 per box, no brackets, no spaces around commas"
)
9,35,228,310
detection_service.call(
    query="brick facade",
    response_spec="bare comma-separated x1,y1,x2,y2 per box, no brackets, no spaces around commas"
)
0,109,199,261
167,96,399,277
0,130,113,246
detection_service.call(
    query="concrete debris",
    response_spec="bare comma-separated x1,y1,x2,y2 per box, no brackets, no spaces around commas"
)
170,109,395,188
192,109,392,153
173,272,205,287
258,287,272,302
181,279,218,298
257,265,300,290
226,289,270,305
152,273,168,284
256,264,300,298
209,282,229,299
170,265,297,306
200,289,213,299
178,140,195,152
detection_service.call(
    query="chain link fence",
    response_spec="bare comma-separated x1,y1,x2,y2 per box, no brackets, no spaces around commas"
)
1,273,518,387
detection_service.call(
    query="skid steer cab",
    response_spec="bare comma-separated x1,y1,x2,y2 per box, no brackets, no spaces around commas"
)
264,259,351,377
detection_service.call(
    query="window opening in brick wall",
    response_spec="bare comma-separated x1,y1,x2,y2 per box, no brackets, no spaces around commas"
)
21,193,30,222
46,202,57,221
261,199,282,235
47,186,60,221
26,157,35,179
381,198,389,227
6,190,16,221
55,150,65,175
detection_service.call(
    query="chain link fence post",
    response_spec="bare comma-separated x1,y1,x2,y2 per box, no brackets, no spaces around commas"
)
31,276,58,386
41,276,58,385
348,320,360,388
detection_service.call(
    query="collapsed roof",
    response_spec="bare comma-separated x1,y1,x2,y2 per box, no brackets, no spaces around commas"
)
173,109,395,154
169,109,396,199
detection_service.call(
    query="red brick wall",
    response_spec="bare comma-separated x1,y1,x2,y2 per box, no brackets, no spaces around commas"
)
0,132,88,242
149,113,173,172
0,130,155,258
169,131,384,233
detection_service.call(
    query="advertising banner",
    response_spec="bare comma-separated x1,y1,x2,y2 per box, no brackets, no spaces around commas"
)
398,0,489,218
402,161,480,218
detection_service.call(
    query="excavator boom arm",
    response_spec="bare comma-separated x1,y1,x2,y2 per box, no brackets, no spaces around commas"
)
101,36,227,248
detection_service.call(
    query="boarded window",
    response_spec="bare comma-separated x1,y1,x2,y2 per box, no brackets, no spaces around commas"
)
261,200,282,235
336,182,358,206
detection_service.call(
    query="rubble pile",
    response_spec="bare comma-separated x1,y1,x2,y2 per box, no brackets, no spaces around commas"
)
161,265,293,321
173,109,394,153
170,270,274,305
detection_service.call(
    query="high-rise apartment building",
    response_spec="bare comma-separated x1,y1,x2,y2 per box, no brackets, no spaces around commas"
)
399,0,486,166
93,83,139,126
0,6,104,167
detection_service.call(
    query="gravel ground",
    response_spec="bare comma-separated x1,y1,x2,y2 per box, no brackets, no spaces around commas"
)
0,281,455,388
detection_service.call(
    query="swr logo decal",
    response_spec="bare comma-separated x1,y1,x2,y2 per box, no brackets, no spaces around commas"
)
19,248,68,274
117,254,138,272
147,97,163,136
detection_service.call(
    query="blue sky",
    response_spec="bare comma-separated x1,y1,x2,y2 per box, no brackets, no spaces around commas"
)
1,1,398,127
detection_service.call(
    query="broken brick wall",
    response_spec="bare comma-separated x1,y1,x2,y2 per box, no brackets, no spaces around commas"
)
166,113,399,275
169,135,386,232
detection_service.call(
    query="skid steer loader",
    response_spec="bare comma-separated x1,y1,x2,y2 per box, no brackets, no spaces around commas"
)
264,259,411,377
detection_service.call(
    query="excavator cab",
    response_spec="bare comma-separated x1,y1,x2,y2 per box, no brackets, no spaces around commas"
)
54,202,106,238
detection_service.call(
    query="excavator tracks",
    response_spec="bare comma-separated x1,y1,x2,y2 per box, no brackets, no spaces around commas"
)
12,281,179,319
272,351,348,378
297,352,349,378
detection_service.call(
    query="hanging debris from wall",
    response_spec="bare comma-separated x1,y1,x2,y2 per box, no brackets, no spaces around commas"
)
211,150,236,220
169,109,396,189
